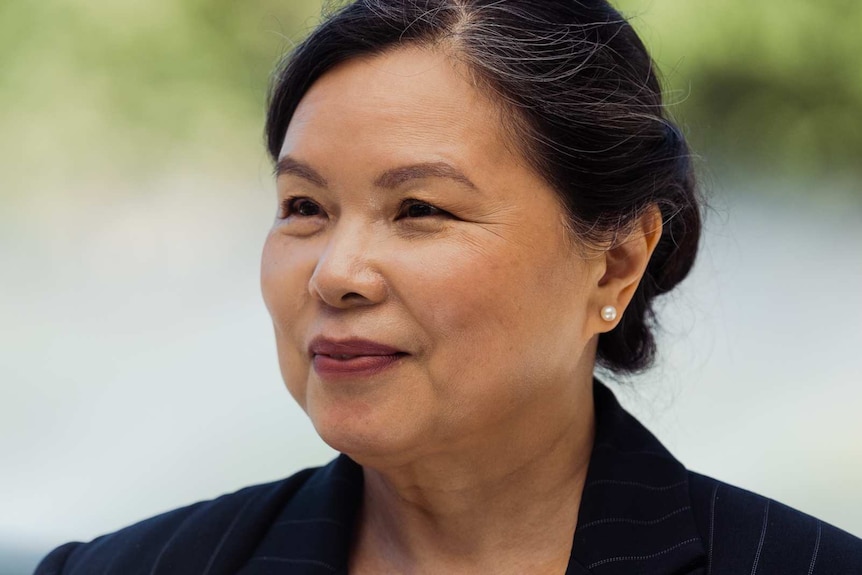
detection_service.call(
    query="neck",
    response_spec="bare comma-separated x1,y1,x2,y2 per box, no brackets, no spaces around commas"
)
350,381,595,575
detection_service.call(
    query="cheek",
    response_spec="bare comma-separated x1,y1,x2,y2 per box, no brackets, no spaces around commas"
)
391,239,507,327
260,233,316,405
400,242,535,367
396,231,582,375
260,233,313,322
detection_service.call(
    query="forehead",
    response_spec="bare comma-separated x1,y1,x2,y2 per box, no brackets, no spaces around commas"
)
280,46,517,172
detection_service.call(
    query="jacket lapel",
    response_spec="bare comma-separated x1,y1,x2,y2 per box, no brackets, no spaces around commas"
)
567,382,706,574
240,455,363,574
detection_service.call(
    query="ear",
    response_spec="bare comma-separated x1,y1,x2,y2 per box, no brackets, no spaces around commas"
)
587,205,663,335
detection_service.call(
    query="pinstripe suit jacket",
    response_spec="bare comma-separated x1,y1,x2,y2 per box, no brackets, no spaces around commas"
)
36,382,862,574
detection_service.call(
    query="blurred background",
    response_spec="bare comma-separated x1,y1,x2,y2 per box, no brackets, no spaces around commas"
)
1,0,860,572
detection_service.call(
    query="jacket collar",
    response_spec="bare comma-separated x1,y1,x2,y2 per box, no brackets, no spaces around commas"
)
245,456,362,574
566,381,705,573
247,381,705,574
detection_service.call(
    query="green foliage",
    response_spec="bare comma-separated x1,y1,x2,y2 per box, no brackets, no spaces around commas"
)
0,0,323,187
1,0,860,190
615,0,862,178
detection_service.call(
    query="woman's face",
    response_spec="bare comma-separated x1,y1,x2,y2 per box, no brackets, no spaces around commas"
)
261,47,606,463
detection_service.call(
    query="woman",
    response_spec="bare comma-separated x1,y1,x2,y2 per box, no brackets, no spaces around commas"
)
37,0,862,573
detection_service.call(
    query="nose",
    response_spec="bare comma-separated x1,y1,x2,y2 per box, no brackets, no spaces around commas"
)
308,222,387,309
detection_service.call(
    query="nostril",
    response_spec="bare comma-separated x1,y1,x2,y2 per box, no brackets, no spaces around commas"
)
306,248,387,308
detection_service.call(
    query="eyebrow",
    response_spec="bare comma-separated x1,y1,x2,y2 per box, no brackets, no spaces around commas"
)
274,156,328,187
374,162,477,191
275,156,477,191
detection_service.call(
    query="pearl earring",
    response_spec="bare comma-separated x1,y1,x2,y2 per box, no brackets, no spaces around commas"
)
601,305,618,322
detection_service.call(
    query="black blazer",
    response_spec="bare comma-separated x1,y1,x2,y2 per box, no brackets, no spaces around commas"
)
36,383,862,574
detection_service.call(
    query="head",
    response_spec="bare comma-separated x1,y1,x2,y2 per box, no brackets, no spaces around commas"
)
261,0,701,462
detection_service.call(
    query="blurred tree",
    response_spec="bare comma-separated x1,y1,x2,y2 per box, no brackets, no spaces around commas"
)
0,0,323,191
1,0,860,195
615,0,862,181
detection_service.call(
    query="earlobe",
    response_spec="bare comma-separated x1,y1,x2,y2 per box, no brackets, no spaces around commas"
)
600,305,618,322
591,206,663,333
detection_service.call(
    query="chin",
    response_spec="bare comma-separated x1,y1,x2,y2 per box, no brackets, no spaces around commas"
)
307,399,424,466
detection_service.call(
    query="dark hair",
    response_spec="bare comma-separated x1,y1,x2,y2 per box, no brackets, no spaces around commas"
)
265,0,702,374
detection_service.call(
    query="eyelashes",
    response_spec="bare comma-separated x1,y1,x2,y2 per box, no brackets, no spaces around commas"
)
278,197,450,220
399,199,446,219
279,197,322,219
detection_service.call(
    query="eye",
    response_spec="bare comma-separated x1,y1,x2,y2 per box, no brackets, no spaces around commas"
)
398,199,447,219
279,197,323,219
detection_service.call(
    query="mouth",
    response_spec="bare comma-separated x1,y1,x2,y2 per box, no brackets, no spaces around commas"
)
308,336,408,378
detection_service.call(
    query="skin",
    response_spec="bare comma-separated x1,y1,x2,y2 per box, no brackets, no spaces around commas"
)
261,46,662,574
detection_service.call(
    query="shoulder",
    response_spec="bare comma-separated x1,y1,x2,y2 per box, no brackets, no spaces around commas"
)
35,467,317,575
687,471,862,574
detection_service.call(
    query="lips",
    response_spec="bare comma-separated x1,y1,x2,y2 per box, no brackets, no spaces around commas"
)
309,336,407,378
